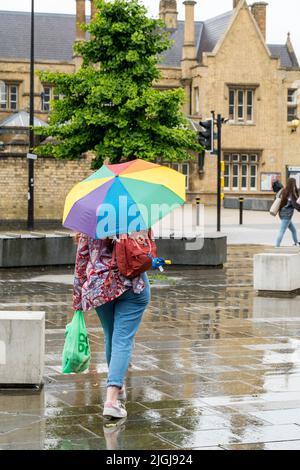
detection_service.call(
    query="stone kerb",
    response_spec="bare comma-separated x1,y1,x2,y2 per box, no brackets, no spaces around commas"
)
254,249,300,297
0,311,45,387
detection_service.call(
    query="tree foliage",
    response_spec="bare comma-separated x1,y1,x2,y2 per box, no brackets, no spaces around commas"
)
36,0,202,168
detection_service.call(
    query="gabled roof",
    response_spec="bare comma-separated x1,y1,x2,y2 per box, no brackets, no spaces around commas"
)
197,11,233,62
0,111,48,128
160,10,298,69
268,44,299,68
159,21,204,67
0,9,298,69
0,10,77,61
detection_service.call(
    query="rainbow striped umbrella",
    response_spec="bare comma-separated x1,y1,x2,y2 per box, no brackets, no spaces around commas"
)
63,159,186,239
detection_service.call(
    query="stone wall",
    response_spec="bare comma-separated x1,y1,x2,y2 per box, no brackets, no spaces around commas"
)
190,3,300,198
0,154,93,223
0,58,75,123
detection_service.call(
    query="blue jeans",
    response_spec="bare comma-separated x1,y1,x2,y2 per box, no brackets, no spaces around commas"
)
276,218,299,247
96,273,150,389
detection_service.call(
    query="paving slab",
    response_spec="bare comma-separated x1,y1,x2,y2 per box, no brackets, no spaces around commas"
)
1,245,300,450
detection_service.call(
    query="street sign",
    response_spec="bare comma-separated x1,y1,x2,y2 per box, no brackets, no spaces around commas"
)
27,153,37,160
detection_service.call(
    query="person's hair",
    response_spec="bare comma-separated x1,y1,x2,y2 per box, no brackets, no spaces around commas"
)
280,178,299,209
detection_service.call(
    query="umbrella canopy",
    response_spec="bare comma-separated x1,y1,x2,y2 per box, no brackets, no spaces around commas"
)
63,159,186,239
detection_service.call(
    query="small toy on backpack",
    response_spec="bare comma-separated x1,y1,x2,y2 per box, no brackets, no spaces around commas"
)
152,258,172,273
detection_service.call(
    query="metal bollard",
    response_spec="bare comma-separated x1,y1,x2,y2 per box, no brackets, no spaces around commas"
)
239,197,244,225
196,197,201,227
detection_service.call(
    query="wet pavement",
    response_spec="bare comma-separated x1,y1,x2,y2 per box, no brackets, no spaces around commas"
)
1,245,300,450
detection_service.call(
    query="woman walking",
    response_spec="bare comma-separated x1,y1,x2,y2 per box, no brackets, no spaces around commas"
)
73,233,151,419
276,178,300,247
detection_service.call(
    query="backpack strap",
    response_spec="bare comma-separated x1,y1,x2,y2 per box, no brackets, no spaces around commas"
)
103,239,118,287
276,188,283,199
148,228,154,240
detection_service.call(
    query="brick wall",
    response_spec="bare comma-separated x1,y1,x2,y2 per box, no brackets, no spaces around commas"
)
0,154,93,222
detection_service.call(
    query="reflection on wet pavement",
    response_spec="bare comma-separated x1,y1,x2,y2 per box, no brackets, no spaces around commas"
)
2,246,300,450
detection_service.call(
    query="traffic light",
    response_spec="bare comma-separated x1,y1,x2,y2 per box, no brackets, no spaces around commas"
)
198,119,214,153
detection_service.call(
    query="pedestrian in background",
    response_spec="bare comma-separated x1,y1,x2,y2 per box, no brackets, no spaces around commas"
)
272,175,283,194
276,178,300,247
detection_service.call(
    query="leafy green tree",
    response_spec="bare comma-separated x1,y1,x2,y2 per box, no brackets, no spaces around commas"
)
36,0,202,168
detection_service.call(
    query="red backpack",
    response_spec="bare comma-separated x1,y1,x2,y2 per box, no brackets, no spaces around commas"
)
113,230,157,279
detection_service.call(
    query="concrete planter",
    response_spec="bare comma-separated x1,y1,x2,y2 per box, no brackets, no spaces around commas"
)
254,249,300,297
0,233,227,268
156,235,227,266
0,311,45,387
0,234,77,268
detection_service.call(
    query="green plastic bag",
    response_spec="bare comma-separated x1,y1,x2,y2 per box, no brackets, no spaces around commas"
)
62,310,91,374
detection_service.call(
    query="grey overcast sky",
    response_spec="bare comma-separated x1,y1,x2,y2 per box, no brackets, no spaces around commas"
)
0,0,299,58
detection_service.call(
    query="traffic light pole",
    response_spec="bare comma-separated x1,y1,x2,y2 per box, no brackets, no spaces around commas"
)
217,114,222,232
198,112,222,232
27,0,35,230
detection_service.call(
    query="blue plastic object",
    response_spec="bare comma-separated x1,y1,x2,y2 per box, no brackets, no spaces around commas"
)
152,257,171,272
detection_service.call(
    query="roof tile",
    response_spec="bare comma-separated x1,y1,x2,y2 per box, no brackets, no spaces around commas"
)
0,10,298,69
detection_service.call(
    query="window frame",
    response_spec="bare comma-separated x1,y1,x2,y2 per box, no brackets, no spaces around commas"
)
250,164,257,191
288,88,297,104
223,152,259,192
241,163,249,191
194,86,200,115
229,90,235,121
237,90,244,121
224,162,230,190
41,85,60,112
232,163,240,191
170,162,190,191
0,82,19,111
247,90,254,122
287,88,298,122
228,87,255,124
287,106,297,122
181,163,190,191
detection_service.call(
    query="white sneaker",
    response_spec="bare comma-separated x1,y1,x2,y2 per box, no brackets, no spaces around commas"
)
103,401,127,419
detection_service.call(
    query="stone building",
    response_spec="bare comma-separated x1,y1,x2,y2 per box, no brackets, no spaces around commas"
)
0,0,300,223
158,0,300,206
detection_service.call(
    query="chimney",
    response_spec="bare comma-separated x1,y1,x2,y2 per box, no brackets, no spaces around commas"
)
75,0,86,40
233,0,240,7
90,0,98,20
181,0,197,112
164,1,178,29
182,1,196,59
251,2,268,41
159,0,166,21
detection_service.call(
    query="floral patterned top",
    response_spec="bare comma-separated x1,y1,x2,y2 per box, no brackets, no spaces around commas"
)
73,234,145,312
